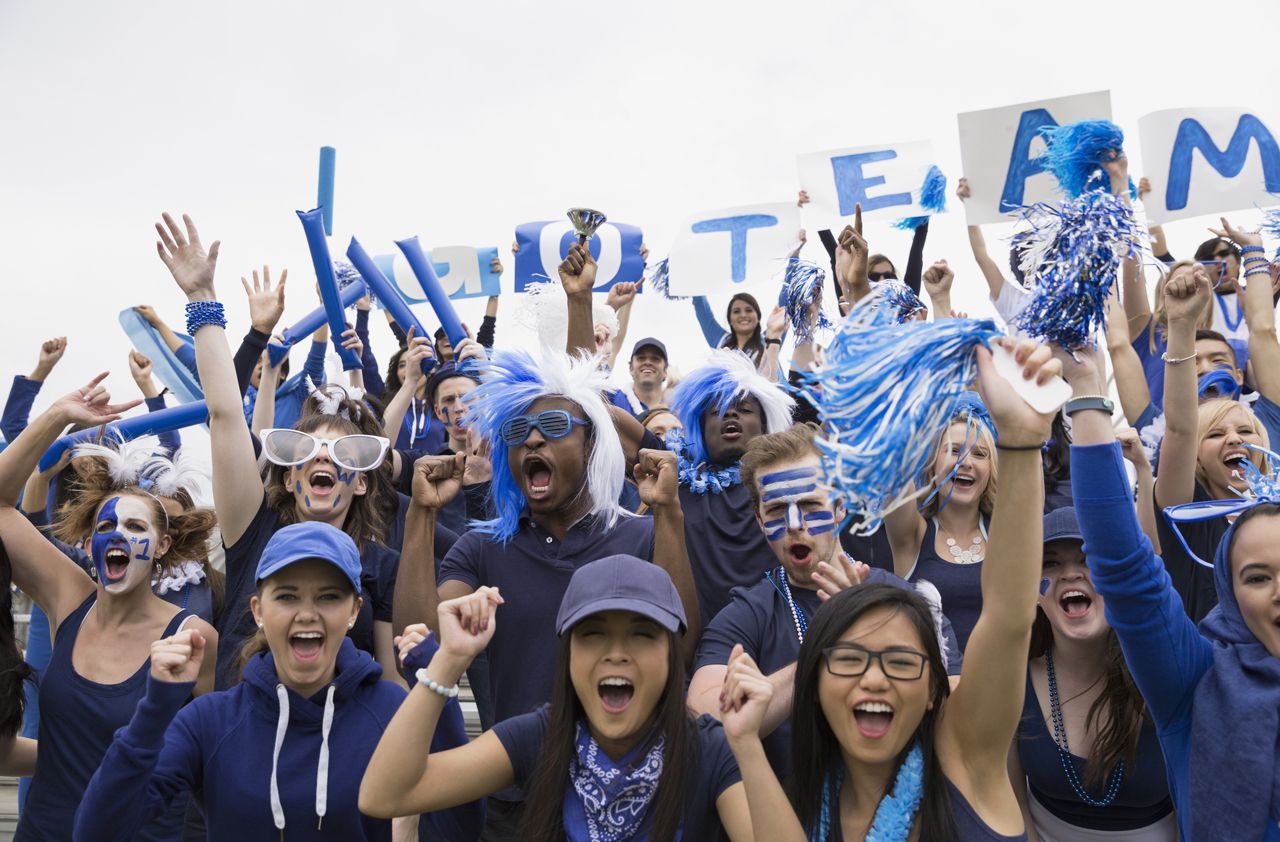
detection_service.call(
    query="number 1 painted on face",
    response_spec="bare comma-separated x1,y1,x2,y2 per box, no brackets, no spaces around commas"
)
131,537,152,561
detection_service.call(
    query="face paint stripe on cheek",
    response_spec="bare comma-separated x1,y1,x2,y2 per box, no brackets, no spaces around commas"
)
763,519,787,541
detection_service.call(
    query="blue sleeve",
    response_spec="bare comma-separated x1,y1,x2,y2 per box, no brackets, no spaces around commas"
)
304,339,327,388
1070,442,1213,729
1,376,42,443
437,536,481,591
173,343,199,381
145,395,180,456
491,708,549,788
73,677,201,842
355,308,386,399
232,329,270,397
691,297,728,349
693,591,762,671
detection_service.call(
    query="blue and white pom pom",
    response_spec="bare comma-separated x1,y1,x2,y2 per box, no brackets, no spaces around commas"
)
1261,207,1280,262
893,165,947,230
1037,120,1136,200
645,258,688,301
871,280,927,323
782,260,833,341
334,259,373,303
805,287,1000,533
1011,188,1140,349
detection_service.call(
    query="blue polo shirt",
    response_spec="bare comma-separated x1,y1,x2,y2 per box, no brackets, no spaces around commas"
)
678,483,778,623
693,567,963,780
436,512,657,728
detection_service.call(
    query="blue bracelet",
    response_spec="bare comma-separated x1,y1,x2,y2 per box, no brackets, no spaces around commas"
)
1239,245,1266,255
184,300,226,334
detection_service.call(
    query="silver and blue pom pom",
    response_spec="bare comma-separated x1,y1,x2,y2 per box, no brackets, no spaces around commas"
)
871,280,927,323
1037,120,1136,200
782,260,833,341
646,258,687,301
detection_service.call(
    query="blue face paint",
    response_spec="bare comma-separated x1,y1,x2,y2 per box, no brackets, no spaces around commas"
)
333,494,341,509
131,537,152,561
304,495,311,509
1040,577,1051,596
802,510,836,535
90,497,132,586
335,469,356,486
762,483,818,503
295,480,303,494
760,467,817,485
763,518,787,542
786,501,802,531
759,466,834,539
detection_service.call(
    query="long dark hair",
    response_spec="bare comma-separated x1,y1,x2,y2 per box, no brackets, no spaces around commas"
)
520,626,693,842
1029,604,1146,789
720,293,764,366
1043,410,1071,483
791,584,955,841
383,347,407,403
0,539,32,738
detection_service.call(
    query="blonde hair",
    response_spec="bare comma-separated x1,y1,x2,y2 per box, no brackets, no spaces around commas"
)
1194,399,1270,489
1149,259,1213,353
919,419,998,520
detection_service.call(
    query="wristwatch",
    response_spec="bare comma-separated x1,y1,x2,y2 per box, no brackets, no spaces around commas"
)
1063,395,1114,417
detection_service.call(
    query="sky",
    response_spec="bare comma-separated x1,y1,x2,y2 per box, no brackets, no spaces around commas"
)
1,0,1277,452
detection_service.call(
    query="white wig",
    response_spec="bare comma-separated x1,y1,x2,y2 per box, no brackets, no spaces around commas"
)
516,280,619,350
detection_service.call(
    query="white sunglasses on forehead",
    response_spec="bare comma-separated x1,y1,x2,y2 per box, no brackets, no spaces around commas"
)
260,428,391,473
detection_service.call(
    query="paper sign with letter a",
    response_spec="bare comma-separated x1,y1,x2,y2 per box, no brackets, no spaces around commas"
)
797,140,938,223
513,221,645,293
666,202,801,297
1139,107,1280,224
374,246,502,305
957,91,1113,224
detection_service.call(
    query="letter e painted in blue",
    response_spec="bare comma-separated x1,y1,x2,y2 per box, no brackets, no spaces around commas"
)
690,215,779,283
829,150,912,214
1000,108,1057,212
1166,115,1280,211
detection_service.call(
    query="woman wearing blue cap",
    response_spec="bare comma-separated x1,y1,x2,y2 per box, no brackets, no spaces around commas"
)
73,521,482,841
361,555,755,840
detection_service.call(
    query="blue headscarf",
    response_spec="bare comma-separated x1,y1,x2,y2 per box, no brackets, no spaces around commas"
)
1189,515,1280,837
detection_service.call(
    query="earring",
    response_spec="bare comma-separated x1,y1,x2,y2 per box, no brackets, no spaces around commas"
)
153,561,163,578
347,621,355,629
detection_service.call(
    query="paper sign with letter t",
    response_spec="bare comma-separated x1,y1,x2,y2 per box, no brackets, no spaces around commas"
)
797,140,938,223
666,202,801,297
1139,107,1280,224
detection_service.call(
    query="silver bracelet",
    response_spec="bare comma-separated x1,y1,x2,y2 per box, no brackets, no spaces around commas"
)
415,668,459,699
1161,351,1196,365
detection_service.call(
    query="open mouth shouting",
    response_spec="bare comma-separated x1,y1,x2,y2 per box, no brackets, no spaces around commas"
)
102,546,132,583
720,418,743,443
853,699,895,739
308,468,337,497
950,471,976,491
522,455,554,501
787,542,814,568
1223,450,1250,475
289,630,325,664
598,676,635,715
1059,589,1093,620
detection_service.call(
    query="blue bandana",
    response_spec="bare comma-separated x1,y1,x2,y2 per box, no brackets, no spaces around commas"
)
565,721,666,842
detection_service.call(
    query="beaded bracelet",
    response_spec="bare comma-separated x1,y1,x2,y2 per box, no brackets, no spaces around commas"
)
1239,245,1266,255
1162,350,1196,365
184,300,226,334
415,668,459,698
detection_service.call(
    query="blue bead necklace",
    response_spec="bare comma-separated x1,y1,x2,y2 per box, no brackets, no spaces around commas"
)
1044,648,1124,807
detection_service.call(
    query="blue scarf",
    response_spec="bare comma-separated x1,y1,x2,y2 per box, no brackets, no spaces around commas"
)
565,722,668,842
1188,524,1280,838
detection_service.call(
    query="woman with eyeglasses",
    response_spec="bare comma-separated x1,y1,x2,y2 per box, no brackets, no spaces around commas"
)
152,212,402,689
718,338,1058,841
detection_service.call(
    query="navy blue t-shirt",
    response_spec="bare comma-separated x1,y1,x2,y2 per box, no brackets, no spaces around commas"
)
693,568,963,780
678,483,777,623
492,704,741,841
437,512,656,727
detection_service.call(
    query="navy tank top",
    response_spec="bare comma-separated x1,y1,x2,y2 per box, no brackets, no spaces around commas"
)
832,776,1027,840
1016,672,1173,831
908,519,985,653
16,595,194,841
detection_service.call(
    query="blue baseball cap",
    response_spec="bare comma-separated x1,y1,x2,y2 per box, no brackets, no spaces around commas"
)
1043,507,1083,545
255,522,362,593
556,555,686,635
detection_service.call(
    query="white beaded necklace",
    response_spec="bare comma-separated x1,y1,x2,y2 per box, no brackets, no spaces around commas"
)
934,517,988,564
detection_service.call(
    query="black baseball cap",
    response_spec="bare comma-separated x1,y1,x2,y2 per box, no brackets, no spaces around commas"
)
630,338,668,362
555,555,686,636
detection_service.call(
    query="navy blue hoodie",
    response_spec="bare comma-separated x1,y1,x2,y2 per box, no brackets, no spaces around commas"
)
73,638,482,841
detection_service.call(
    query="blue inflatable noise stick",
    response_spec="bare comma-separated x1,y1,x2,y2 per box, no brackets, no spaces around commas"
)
317,146,336,236
297,207,362,371
39,400,209,472
347,236,435,376
267,279,367,368
396,236,468,348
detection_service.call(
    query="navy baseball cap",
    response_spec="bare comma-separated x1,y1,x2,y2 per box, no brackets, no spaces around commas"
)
1043,507,1083,545
255,522,362,593
630,338,668,362
555,555,686,635
425,361,481,409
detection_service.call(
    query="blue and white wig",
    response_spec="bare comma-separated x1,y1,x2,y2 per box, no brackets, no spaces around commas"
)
667,349,795,469
463,348,630,542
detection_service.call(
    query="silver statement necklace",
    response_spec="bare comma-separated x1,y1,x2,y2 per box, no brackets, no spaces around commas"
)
935,518,988,564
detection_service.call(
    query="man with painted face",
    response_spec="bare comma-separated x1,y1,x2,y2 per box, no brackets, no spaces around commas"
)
662,349,797,621
396,347,699,840
686,423,962,780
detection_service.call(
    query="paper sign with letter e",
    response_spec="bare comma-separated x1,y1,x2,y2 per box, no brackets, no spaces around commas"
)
665,202,801,297
957,90,1113,224
513,221,645,293
1139,108,1280,224
797,141,937,223
374,246,501,306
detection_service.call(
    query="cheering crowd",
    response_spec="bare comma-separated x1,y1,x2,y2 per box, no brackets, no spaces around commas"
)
0,141,1277,842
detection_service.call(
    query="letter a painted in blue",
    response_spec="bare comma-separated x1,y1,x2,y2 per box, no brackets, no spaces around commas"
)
690,215,778,283
1166,114,1280,211
1000,108,1058,212
829,150,912,214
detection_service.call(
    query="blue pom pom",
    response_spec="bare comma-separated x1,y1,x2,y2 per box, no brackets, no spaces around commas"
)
1261,207,1280,261
892,165,947,230
646,258,688,301
782,260,833,341
804,291,1000,533
1011,188,1139,349
871,280,927,323
333,259,372,302
1037,120,1128,199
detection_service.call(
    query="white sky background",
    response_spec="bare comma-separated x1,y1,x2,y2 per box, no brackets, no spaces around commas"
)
2,0,1277,456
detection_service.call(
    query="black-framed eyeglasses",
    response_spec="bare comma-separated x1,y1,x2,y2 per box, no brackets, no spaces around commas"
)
821,644,928,680
1212,249,1235,260
868,271,898,282
499,410,589,446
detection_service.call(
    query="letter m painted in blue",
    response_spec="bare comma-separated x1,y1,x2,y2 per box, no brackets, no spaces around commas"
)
1166,114,1280,211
